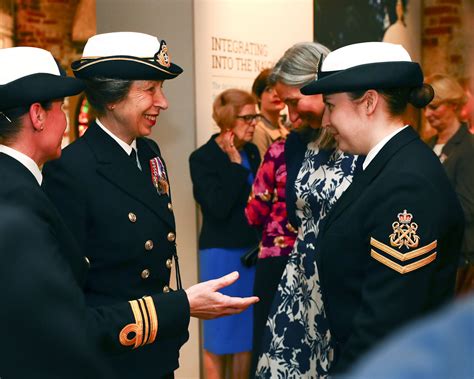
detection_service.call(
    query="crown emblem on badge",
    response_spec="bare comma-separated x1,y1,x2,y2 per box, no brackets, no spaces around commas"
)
154,40,171,68
390,209,419,249
397,209,413,223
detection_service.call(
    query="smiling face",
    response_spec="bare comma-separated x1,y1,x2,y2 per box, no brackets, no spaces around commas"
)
322,92,369,154
231,103,258,144
110,80,168,142
274,81,325,129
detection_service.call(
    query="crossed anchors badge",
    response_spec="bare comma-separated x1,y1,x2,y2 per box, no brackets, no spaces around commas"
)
389,209,420,249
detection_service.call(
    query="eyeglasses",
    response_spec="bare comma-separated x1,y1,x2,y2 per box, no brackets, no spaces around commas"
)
235,114,261,123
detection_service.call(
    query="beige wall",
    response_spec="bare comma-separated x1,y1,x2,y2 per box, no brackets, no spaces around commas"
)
96,1,200,378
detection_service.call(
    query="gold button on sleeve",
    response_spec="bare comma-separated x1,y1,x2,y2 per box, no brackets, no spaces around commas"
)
166,258,173,269
163,285,170,293
167,232,175,242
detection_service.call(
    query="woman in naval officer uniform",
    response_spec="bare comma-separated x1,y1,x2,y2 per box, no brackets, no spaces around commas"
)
299,42,465,375
0,46,110,378
43,32,258,379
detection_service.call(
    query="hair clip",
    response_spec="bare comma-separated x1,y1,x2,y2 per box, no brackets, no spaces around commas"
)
0,112,11,123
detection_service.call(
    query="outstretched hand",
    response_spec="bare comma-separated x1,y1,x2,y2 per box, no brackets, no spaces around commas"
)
185,271,259,320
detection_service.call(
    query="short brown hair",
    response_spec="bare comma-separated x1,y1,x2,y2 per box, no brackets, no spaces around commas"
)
212,89,257,130
252,68,272,109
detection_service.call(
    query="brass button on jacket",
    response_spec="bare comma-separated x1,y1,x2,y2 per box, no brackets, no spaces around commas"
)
167,232,176,242
166,258,173,269
128,212,137,223
141,269,150,279
167,203,173,212
163,285,170,293
144,240,154,251
84,256,90,268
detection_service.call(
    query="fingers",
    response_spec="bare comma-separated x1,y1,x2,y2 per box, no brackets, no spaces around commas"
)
211,271,239,291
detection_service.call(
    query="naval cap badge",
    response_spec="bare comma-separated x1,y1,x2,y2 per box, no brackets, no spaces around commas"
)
154,40,171,68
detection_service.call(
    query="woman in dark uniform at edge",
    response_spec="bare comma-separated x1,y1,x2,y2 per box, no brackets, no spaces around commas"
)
42,32,258,379
300,41,464,375
0,46,109,378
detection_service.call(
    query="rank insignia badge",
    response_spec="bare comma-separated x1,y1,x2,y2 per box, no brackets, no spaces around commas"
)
389,209,420,249
149,157,169,196
370,209,437,274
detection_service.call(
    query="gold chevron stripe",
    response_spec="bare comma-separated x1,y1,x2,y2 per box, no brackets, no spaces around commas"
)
144,296,158,344
371,250,437,274
370,238,437,261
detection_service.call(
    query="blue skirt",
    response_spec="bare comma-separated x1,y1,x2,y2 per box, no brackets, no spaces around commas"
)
200,247,256,354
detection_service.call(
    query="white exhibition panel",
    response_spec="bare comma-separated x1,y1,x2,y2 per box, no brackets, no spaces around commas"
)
194,0,313,147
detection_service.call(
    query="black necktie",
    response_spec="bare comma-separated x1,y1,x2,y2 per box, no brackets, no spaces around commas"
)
129,149,141,171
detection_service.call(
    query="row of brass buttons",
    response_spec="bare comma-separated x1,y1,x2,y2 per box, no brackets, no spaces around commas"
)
128,203,173,224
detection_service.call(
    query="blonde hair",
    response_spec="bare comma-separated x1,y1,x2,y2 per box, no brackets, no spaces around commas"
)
426,74,467,113
212,89,257,130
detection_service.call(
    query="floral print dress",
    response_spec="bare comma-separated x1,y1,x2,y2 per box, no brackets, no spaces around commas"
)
256,141,359,379
246,139,297,258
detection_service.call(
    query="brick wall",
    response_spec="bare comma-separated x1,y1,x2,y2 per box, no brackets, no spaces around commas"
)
14,0,96,142
15,0,83,70
423,0,469,80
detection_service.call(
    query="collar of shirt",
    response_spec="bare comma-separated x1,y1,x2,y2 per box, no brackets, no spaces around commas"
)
0,144,43,185
96,118,138,155
363,125,409,170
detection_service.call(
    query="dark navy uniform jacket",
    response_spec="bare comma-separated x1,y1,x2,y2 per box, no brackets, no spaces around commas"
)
0,155,110,378
43,121,189,378
312,127,464,374
284,127,463,374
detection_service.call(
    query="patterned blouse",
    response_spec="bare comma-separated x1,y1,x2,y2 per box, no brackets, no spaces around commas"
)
245,140,297,259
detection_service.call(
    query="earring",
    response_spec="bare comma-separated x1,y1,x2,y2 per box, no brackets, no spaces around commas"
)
39,126,44,131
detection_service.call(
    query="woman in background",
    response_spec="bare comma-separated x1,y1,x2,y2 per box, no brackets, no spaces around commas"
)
256,42,361,378
251,68,288,159
189,89,261,379
425,73,474,295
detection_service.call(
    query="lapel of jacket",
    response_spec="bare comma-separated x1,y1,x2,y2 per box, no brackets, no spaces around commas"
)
84,122,175,229
442,123,468,157
0,154,87,283
322,126,419,232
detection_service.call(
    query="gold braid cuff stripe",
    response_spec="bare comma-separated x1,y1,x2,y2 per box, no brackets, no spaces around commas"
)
370,237,437,261
371,250,437,274
144,296,158,344
138,298,149,346
119,296,159,349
